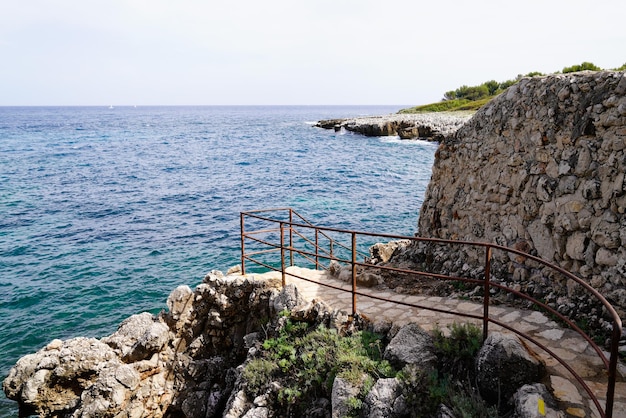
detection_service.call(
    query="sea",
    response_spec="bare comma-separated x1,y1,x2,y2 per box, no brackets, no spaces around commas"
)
0,105,438,416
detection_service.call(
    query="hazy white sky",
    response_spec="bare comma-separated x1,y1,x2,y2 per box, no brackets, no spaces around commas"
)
1,0,624,106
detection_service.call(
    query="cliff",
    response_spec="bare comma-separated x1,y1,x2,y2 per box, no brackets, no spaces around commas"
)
409,71,626,325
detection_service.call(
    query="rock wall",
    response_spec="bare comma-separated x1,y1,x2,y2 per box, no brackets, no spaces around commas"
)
415,71,626,320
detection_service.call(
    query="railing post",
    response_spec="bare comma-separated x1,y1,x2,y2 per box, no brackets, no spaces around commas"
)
289,209,294,267
240,212,246,275
605,322,621,418
483,246,492,341
315,228,319,269
351,232,357,317
280,222,286,287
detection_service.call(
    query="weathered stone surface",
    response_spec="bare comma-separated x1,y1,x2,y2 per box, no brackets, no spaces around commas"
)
383,323,436,370
102,312,170,362
331,376,364,418
397,71,626,330
362,377,407,418
316,113,471,140
476,332,545,406
3,273,288,418
369,240,411,264
270,283,302,313
511,383,564,418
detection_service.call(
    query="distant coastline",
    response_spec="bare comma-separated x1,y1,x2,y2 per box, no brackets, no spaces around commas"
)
315,111,472,141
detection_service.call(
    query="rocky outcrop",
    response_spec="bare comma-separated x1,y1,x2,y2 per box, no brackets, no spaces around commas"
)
3,271,284,417
395,71,626,330
315,113,471,140
4,271,553,417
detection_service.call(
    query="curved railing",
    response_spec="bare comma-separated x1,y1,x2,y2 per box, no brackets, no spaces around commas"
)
240,208,623,418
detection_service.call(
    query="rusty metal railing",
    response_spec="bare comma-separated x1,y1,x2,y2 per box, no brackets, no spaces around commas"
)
240,208,623,418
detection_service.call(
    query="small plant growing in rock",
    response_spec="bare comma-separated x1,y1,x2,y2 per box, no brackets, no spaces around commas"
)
433,322,482,380
399,322,497,418
241,315,395,415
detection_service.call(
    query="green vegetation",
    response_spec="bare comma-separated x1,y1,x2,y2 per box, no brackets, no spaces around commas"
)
240,319,537,416
399,322,497,418
562,61,602,73
400,61,625,114
242,315,394,416
433,322,482,379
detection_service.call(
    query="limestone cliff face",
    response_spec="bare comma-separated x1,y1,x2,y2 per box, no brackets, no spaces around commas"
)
417,71,626,316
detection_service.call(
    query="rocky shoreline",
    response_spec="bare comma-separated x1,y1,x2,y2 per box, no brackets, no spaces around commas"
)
315,112,472,140
3,270,559,418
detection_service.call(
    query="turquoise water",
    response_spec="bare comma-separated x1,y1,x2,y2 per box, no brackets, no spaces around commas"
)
0,106,438,415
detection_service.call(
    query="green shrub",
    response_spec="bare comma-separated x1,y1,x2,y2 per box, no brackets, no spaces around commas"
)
398,366,447,417
433,322,482,380
241,317,396,414
562,61,602,73
449,386,499,418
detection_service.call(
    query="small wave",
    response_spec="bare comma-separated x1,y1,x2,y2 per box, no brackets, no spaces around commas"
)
379,136,437,146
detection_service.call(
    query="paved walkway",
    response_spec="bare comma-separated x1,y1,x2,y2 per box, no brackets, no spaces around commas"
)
251,266,625,418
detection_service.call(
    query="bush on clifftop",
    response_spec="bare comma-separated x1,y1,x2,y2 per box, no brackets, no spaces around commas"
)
400,61,622,114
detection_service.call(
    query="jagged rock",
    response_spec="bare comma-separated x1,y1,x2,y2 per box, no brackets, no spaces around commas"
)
270,283,302,313
2,337,122,417
383,323,436,370
317,113,471,141
369,240,411,264
476,332,546,406
242,407,269,418
362,377,407,418
333,264,382,288
224,388,253,418
331,376,364,418
102,312,170,362
436,404,457,418
315,118,347,130
511,383,564,418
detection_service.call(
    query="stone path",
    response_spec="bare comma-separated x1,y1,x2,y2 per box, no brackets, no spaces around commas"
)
251,266,625,418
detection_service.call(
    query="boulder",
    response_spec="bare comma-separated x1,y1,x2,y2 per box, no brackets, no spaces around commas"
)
331,376,364,418
362,377,408,418
475,332,545,406
511,383,564,418
383,323,436,370
102,312,170,362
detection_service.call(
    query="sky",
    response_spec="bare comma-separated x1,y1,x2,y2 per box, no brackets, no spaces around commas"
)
1,0,624,106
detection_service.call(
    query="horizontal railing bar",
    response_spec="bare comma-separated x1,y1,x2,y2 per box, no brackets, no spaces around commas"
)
243,248,281,258
242,227,282,237
243,235,282,250
242,256,281,274
274,219,621,328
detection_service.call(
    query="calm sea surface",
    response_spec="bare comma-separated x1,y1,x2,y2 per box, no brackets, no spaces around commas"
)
0,105,438,415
